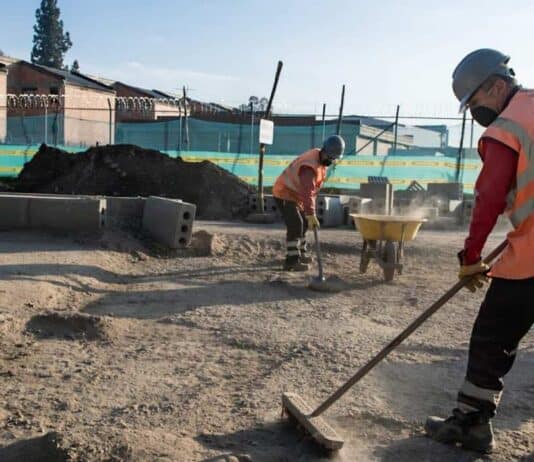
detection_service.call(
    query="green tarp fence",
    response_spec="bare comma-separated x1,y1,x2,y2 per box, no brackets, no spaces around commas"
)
0,144,481,192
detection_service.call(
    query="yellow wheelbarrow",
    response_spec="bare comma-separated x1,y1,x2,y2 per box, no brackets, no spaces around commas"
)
350,214,426,282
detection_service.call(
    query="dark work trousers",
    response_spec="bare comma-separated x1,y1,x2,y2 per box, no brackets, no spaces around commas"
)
457,277,534,417
274,198,308,258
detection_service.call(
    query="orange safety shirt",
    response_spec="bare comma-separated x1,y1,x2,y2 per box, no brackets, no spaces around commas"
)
272,148,327,212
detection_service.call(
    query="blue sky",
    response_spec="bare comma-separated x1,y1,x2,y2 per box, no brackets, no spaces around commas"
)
2,0,534,118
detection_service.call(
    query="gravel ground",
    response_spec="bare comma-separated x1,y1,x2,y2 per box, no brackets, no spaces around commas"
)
0,222,531,461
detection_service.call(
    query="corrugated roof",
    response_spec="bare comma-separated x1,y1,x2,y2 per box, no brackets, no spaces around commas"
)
32,63,115,93
152,89,178,99
114,82,175,99
87,74,116,87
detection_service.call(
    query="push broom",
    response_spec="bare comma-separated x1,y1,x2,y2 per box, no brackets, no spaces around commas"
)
282,240,507,451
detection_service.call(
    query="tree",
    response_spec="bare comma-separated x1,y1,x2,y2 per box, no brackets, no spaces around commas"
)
240,96,270,113
31,0,72,68
0,50,4,56
71,59,80,72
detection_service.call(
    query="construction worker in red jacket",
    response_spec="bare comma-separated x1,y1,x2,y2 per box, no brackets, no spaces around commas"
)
273,135,345,271
425,49,534,453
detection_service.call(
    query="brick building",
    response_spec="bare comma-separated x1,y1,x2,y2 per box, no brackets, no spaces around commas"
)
112,82,184,122
6,61,116,146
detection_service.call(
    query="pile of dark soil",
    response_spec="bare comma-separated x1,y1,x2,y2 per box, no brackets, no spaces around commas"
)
15,144,254,220
0,432,68,462
25,312,115,341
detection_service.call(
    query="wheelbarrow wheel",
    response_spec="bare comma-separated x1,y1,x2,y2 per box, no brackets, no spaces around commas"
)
383,241,396,282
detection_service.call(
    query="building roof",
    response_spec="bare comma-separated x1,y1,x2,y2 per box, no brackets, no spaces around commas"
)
0,55,19,66
206,101,234,112
344,115,395,128
415,124,449,135
29,62,115,93
114,81,171,99
152,89,177,99
88,75,116,87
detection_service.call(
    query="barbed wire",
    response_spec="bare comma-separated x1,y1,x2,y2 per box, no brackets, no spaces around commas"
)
1,94,472,122
3,94,191,112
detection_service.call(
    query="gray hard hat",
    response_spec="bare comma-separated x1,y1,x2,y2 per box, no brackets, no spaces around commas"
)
452,48,514,112
321,135,345,160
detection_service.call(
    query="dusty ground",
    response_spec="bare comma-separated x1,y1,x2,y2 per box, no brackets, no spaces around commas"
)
0,222,532,461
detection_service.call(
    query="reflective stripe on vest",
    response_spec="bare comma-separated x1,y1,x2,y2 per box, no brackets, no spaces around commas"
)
484,113,534,227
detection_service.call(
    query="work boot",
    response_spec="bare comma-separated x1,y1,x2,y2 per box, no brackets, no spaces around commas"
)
283,256,309,272
425,408,495,453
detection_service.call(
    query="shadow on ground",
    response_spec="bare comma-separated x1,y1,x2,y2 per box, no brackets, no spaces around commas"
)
196,420,341,462
81,279,318,319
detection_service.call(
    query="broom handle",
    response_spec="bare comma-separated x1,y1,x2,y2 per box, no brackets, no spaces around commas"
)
313,227,324,280
311,240,508,417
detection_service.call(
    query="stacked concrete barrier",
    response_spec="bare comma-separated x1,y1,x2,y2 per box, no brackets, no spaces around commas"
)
142,196,196,248
0,194,104,231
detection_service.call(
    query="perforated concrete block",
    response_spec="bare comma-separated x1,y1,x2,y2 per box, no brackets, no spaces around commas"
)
316,195,344,227
142,196,196,248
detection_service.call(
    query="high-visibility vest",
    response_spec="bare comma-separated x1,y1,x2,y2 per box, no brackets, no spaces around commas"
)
272,148,327,208
482,89,534,279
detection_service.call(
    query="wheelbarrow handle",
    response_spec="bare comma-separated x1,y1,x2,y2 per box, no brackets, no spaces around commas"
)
311,240,508,417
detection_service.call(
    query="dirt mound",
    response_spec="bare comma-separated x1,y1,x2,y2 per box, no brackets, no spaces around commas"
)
0,432,68,462
26,312,115,341
189,230,227,256
15,144,254,220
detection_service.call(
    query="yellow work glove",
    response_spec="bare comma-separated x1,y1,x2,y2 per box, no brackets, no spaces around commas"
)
306,215,320,230
458,261,490,293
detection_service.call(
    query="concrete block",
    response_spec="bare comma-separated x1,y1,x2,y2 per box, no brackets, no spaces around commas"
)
346,196,373,214
427,182,463,200
427,196,451,215
249,194,279,215
0,195,30,230
453,200,474,225
28,197,105,231
449,199,462,213
142,196,196,248
419,207,439,220
394,190,426,206
360,183,394,214
316,195,344,227
105,196,146,230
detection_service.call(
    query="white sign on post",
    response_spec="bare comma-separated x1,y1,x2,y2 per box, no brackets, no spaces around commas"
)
259,119,274,145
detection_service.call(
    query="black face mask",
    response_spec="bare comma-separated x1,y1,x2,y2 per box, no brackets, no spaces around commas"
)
321,158,332,166
471,106,499,127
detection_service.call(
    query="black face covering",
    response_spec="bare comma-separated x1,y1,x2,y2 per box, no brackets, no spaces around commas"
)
470,106,499,127
321,158,332,166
